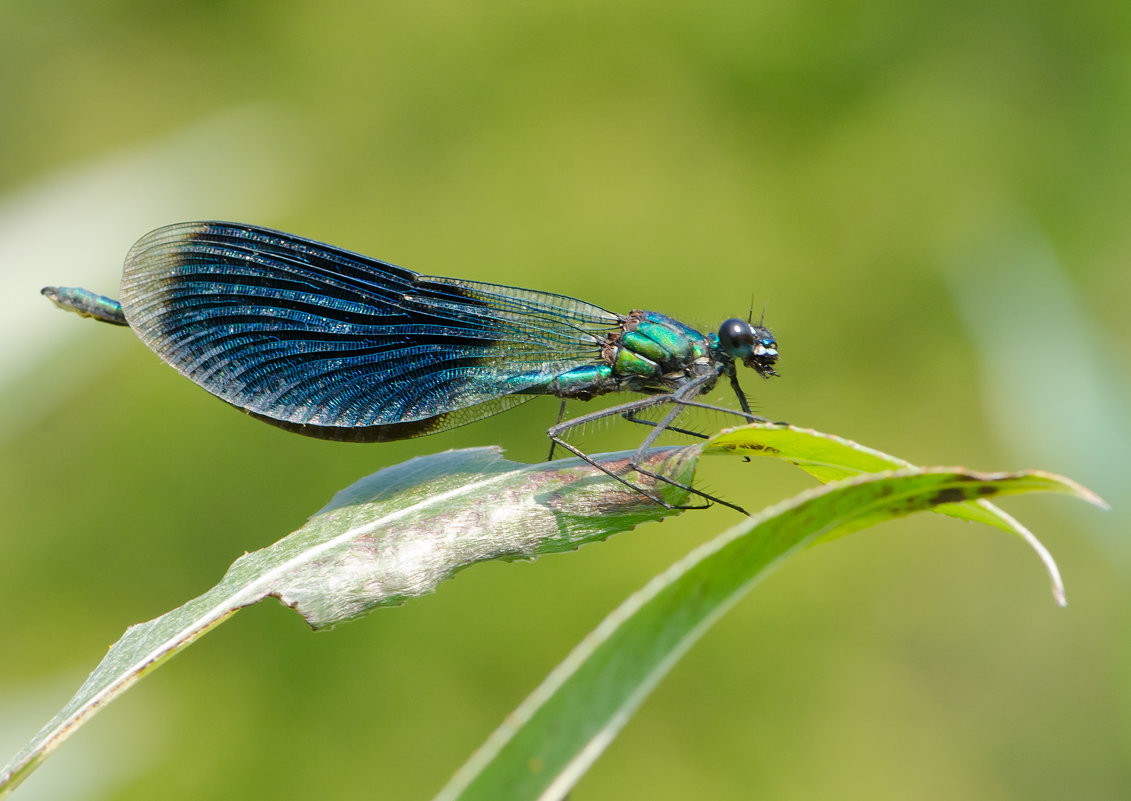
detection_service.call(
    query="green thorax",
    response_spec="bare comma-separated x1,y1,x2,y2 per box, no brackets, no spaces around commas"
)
608,311,713,381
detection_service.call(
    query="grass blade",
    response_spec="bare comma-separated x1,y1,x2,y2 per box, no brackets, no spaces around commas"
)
435,467,1101,801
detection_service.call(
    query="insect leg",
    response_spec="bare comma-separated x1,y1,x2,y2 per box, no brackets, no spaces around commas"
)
547,399,568,461
545,377,751,514
674,397,768,422
627,462,748,515
547,393,716,510
621,409,710,440
728,366,753,416
546,393,682,440
623,388,748,515
543,433,697,509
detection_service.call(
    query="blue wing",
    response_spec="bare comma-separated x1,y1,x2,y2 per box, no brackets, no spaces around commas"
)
119,222,621,440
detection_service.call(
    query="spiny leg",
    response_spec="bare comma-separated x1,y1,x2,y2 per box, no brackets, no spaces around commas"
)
631,390,691,455
545,432,706,510
628,462,748,515
622,408,710,440
547,392,690,440
620,405,755,511
674,396,768,422
624,387,749,515
547,399,568,461
726,366,785,461
546,376,748,513
547,391,717,510
672,395,780,463
729,366,754,416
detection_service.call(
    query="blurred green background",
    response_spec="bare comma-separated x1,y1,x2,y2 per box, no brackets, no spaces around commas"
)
1,1,1127,799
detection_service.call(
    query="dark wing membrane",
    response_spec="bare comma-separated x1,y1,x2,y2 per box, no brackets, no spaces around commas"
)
119,221,621,440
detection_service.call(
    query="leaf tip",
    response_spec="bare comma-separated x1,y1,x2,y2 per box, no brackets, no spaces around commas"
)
1043,471,1109,511
1089,492,1111,512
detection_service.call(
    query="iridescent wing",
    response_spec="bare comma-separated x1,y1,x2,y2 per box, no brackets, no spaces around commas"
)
119,222,621,441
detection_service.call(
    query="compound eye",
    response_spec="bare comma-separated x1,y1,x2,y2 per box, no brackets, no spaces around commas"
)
718,318,755,359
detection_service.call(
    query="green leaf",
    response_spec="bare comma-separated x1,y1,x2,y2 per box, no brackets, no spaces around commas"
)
434,467,1103,801
0,446,696,798
704,423,1105,605
1,423,1105,798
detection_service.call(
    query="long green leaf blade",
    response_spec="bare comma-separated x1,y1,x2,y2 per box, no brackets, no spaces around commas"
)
435,467,1102,801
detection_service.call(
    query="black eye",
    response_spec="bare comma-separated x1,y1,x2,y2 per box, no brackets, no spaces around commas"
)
718,318,755,358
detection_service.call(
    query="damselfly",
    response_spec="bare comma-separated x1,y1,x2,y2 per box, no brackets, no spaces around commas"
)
44,222,780,512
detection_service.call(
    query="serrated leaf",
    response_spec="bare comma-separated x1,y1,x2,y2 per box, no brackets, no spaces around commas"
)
0,446,696,798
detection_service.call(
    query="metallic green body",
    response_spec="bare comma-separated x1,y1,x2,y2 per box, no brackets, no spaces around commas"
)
614,348,660,378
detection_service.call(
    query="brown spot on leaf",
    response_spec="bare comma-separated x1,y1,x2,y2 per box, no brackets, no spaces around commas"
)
930,487,968,506
738,443,780,455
